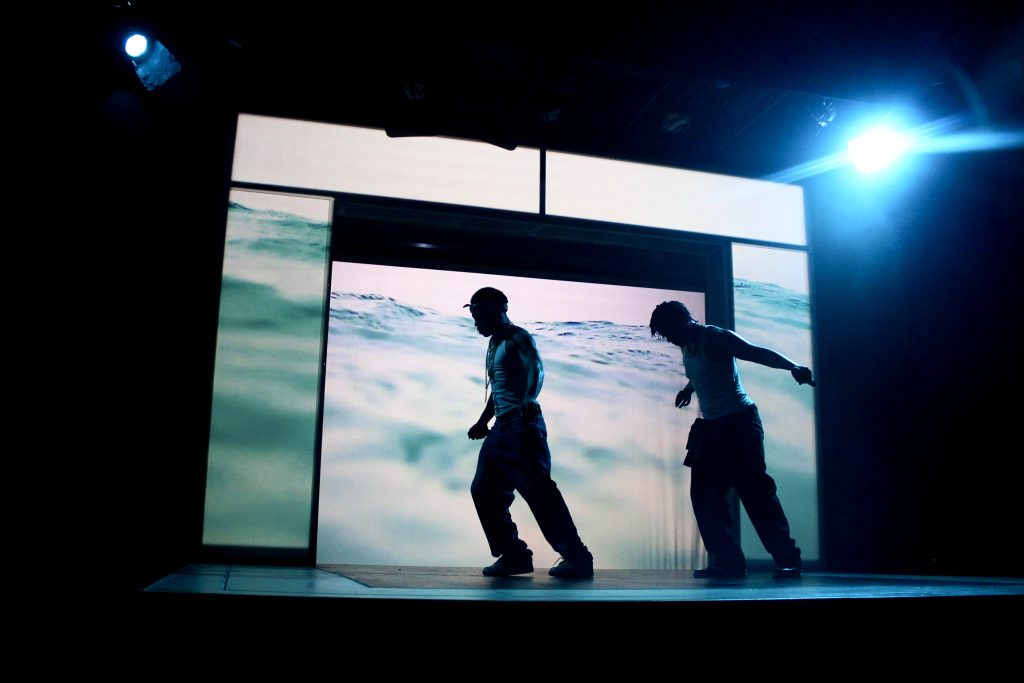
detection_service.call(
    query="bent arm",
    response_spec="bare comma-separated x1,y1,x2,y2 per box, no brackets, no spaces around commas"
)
476,394,495,425
676,380,694,408
511,329,544,405
468,394,495,439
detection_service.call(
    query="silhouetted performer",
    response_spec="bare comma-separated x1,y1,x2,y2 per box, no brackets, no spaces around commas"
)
650,301,814,579
465,287,594,579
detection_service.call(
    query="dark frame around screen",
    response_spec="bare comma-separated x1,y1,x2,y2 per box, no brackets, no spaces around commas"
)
310,192,734,563
328,194,731,312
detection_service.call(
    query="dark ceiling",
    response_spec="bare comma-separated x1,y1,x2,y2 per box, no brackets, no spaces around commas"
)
87,2,1023,179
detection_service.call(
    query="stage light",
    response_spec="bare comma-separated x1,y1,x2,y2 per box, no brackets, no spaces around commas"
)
847,126,910,174
123,29,180,91
124,33,148,58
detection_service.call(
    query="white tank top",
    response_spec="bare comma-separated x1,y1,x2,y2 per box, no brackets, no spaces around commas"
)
487,326,538,417
682,325,754,419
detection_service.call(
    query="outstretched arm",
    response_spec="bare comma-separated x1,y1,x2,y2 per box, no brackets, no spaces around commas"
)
712,328,816,386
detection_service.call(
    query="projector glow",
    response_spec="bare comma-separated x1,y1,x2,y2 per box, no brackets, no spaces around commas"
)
847,127,911,174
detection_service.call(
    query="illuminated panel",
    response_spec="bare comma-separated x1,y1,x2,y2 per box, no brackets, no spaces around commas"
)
732,243,817,562
546,151,806,246
202,190,332,549
231,114,539,213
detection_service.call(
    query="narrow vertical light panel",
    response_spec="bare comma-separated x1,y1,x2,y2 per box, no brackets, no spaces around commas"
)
202,190,333,551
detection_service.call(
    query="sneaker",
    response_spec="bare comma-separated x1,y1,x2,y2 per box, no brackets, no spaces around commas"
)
548,555,594,579
482,553,534,577
693,565,747,579
772,565,802,579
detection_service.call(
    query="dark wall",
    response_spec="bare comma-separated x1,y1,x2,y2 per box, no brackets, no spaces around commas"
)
807,149,1023,576
81,63,1023,593
76,61,235,593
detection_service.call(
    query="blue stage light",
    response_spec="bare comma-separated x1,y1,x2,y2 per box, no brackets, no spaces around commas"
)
123,31,180,91
848,127,910,174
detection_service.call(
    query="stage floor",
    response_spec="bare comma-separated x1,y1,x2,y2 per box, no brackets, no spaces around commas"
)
131,563,1023,659
144,563,1024,604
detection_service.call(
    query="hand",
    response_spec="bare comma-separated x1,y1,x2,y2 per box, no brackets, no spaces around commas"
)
675,386,694,408
519,400,540,418
468,422,490,440
791,365,816,387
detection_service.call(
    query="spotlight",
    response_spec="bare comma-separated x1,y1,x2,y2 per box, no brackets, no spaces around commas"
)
123,29,180,91
847,126,910,174
124,33,148,58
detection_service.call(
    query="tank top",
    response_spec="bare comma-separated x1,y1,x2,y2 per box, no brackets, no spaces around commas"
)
486,326,538,417
682,325,754,420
